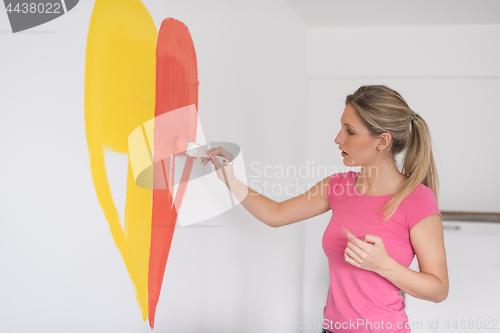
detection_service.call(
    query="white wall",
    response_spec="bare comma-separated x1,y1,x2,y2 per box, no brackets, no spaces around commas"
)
0,1,309,332
2,2,499,332
301,24,500,331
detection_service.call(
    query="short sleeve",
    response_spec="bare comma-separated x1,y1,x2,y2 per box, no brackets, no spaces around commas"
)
406,185,441,230
329,172,344,185
327,172,347,204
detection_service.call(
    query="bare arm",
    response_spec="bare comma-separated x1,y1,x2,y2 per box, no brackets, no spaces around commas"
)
383,214,449,302
222,175,332,228
203,146,332,228
272,176,332,227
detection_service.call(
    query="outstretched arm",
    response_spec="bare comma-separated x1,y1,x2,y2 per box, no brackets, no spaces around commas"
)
344,214,449,303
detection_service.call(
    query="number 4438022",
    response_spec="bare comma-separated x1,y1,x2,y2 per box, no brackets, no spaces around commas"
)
5,2,62,14
444,319,498,330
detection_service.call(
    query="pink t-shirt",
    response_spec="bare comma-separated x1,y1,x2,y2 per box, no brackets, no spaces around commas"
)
322,171,441,332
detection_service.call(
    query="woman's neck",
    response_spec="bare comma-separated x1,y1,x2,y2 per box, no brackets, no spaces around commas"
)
356,161,406,196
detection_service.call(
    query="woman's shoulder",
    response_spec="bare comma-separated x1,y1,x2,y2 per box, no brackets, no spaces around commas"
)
327,170,356,185
402,183,441,228
402,182,438,207
414,182,436,196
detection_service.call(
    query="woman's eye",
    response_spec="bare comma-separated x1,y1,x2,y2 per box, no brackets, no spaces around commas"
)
347,130,354,135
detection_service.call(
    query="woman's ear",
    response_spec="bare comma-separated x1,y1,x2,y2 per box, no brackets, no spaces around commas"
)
378,132,392,149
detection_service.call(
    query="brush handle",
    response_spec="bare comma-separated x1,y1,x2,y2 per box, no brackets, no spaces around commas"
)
213,155,231,165
194,145,230,165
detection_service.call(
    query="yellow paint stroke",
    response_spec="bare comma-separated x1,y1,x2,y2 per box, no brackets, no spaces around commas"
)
84,0,157,322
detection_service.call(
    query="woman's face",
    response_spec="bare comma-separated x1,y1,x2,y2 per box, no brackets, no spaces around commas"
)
335,104,379,167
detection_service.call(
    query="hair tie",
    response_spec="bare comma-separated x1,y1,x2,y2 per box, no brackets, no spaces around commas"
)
410,111,420,123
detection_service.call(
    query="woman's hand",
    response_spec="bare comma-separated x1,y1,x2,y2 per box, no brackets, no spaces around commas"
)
343,228,396,276
200,146,235,184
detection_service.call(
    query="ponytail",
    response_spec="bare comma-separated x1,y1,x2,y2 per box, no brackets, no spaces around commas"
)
345,85,439,222
380,115,439,222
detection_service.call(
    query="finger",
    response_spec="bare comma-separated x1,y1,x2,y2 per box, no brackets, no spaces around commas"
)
344,251,359,267
209,154,222,169
207,146,233,161
206,146,221,155
362,234,381,245
344,229,370,251
361,237,375,245
346,240,365,259
345,245,363,263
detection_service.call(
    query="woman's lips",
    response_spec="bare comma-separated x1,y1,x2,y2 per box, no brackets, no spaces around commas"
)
341,151,348,156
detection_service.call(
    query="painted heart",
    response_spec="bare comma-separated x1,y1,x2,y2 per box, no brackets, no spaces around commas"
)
84,0,198,328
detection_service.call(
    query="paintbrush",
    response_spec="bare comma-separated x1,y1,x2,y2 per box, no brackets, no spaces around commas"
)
173,136,231,165
174,136,235,207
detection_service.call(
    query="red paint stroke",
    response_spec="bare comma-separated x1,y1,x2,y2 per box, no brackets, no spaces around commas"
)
148,18,199,328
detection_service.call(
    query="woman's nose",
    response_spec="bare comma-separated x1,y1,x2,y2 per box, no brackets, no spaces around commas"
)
334,131,343,145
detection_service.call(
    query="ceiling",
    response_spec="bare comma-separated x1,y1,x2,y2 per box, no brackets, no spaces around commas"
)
286,0,500,26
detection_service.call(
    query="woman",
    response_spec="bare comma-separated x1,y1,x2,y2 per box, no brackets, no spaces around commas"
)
201,85,448,332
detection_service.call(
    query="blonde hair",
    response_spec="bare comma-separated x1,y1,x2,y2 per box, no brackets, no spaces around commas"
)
345,85,439,222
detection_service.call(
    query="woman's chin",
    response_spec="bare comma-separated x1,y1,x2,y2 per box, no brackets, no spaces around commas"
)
342,159,360,167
